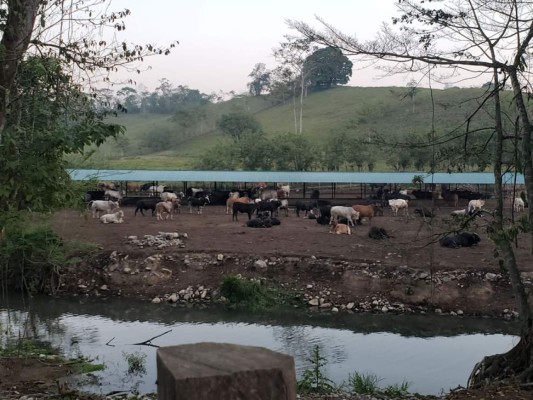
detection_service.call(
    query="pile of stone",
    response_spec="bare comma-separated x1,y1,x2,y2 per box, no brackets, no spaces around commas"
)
151,285,211,305
126,232,188,249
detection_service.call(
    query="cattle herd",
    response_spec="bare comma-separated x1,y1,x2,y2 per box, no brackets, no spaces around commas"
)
85,183,529,249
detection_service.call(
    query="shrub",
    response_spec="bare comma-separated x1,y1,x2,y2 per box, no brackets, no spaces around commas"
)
297,345,336,394
220,275,277,310
347,371,381,395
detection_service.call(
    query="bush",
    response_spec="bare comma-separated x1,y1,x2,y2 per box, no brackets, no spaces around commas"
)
0,212,97,294
220,275,277,310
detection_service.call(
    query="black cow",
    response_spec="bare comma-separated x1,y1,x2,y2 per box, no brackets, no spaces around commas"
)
295,200,314,217
135,198,160,216
232,202,257,221
315,205,332,225
256,200,281,216
368,226,391,240
440,232,481,248
310,189,320,200
187,195,210,214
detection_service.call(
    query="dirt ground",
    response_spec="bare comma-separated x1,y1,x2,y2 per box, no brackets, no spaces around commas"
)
5,200,533,398
48,199,533,316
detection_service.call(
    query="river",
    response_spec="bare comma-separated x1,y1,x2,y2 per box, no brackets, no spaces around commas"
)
0,294,520,396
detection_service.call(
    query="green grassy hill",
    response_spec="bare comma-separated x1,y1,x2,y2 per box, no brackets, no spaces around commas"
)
67,86,511,170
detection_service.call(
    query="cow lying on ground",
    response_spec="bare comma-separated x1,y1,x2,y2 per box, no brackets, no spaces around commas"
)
100,209,124,224
246,211,281,228
329,219,351,235
368,226,391,240
439,232,481,248
89,200,119,218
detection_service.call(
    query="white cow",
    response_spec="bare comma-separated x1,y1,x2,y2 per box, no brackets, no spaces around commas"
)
100,209,124,224
104,189,122,202
514,197,525,213
388,199,409,216
156,201,174,221
148,185,166,197
329,206,360,226
89,200,119,218
161,192,178,202
467,199,485,214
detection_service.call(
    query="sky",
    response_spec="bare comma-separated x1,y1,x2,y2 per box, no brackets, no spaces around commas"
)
104,1,431,94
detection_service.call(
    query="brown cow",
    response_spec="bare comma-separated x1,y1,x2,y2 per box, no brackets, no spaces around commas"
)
352,204,382,224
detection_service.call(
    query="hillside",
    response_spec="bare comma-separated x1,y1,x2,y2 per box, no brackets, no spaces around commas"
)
66,86,513,170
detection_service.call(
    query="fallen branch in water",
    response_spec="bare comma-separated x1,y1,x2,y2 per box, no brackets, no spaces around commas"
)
132,329,172,347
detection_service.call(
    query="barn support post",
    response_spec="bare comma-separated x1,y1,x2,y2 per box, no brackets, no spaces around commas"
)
303,182,307,198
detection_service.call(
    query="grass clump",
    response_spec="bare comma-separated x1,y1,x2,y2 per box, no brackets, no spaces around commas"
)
220,275,280,310
347,371,381,395
123,351,147,375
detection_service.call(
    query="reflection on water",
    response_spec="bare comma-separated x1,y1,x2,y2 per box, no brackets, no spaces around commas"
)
0,294,520,395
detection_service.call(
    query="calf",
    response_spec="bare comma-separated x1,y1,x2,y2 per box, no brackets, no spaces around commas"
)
100,209,124,224
135,198,160,216
233,202,257,221
440,232,481,248
156,201,174,221
188,196,210,214
329,220,351,235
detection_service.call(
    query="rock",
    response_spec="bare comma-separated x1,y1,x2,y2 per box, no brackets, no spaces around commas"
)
152,297,161,304
123,267,131,274
100,285,108,291
485,273,498,281
168,294,178,303
331,307,339,313
254,260,268,269
381,306,389,313
306,284,313,289
346,302,355,310
308,298,319,306
217,254,224,261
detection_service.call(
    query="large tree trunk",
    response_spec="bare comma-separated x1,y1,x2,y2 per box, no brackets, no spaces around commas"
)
0,0,41,141
509,69,533,254
469,66,533,388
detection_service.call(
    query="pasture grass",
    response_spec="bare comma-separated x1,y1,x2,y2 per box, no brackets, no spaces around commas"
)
72,86,516,170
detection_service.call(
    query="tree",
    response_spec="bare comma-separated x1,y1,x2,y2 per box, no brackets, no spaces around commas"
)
0,1,176,212
216,112,262,141
304,47,352,90
291,0,533,388
247,63,271,96
273,35,318,134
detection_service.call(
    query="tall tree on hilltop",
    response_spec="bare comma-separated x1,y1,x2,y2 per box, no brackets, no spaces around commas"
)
273,35,318,134
304,47,352,90
247,63,271,96
291,0,533,388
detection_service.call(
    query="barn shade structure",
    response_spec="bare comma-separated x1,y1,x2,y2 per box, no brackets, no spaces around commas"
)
68,169,524,185
69,169,524,201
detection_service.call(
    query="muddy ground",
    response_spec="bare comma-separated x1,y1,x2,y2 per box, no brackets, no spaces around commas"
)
49,199,533,317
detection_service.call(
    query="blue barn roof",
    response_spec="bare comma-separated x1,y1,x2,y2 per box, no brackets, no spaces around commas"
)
67,169,524,185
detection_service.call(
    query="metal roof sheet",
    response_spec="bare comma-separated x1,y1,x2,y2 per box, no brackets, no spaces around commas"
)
67,169,524,185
